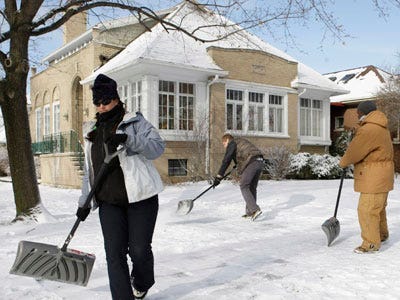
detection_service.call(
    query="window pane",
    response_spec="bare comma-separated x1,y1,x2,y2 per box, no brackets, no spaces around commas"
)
257,106,264,131
227,104,233,130
168,159,188,176
236,105,242,130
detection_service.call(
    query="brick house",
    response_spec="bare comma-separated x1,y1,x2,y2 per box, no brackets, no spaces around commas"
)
29,1,347,188
324,66,392,141
324,65,399,168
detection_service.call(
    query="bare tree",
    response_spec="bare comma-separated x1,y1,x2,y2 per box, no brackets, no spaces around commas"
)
0,0,398,221
376,66,400,140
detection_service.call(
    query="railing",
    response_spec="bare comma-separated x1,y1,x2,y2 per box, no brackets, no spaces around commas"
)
32,130,84,170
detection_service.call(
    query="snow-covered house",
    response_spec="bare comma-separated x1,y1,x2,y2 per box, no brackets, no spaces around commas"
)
30,1,347,187
324,65,392,141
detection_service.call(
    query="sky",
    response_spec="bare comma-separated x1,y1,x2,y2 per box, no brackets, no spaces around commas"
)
266,0,400,74
27,1,400,76
2,177,400,299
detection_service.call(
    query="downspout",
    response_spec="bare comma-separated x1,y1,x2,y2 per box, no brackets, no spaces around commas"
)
297,88,307,151
205,75,220,175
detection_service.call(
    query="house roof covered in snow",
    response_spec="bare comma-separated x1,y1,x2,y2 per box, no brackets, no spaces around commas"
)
324,65,392,103
81,0,346,96
42,7,174,64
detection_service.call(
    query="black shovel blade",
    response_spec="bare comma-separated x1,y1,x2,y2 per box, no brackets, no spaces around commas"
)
321,217,340,246
176,199,194,215
9,241,95,286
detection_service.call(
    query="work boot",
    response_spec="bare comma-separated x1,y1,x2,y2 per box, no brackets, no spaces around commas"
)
250,209,262,221
353,244,379,254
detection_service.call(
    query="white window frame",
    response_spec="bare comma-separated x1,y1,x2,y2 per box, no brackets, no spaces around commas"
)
158,80,195,132
334,116,344,131
35,108,42,142
53,101,60,134
268,94,284,134
118,81,142,113
300,98,323,137
226,89,243,131
43,104,51,138
248,92,264,132
225,83,288,137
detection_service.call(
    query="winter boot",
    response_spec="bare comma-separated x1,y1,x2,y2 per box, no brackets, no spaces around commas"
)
133,289,148,299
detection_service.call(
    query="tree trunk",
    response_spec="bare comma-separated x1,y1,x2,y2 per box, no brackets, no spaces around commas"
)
1,75,41,219
0,14,41,220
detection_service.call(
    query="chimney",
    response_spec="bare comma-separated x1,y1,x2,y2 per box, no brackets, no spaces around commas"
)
63,9,87,44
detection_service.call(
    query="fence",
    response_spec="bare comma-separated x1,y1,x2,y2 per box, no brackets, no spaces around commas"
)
32,130,84,170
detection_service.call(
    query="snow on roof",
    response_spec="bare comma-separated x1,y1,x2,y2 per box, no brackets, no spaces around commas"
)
324,65,392,103
293,63,349,95
82,1,299,84
82,1,347,97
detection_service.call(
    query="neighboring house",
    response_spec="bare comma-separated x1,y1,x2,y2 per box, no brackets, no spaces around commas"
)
29,1,347,188
324,65,392,141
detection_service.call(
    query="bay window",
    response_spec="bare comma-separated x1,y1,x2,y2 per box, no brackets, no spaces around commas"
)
158,80,195,131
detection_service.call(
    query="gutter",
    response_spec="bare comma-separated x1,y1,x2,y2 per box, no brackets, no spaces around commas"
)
205,75,223,175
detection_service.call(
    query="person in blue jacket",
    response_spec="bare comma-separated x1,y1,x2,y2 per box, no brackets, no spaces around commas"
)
76,74,165,299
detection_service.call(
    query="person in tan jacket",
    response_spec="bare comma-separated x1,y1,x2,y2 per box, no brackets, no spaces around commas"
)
340,101,394,253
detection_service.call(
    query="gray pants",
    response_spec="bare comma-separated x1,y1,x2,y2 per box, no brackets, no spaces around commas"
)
240,160,264,214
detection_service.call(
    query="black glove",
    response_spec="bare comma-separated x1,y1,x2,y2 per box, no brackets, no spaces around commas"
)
213,175,222,187
76,207,91,221
106,133,127,153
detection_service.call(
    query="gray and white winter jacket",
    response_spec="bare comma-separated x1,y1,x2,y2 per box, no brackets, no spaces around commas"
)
78,112,165,210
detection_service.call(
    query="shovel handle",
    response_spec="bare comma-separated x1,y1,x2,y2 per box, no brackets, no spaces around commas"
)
192,167,236,203
61,145,124,252
333,169,346,218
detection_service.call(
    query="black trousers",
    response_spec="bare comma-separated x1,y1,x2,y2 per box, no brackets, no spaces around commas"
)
99,195,159,300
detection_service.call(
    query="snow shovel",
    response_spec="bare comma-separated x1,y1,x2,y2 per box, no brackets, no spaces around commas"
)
321,169,346,246
9,145,123,286
176,168,235,215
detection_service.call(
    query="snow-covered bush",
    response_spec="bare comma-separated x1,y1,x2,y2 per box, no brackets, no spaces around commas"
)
0,145,10,176
263,146,291,180
288,152,343,179
330,131,352,156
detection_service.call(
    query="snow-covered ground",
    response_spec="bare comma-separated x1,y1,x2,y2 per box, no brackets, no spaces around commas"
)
1,177,400,299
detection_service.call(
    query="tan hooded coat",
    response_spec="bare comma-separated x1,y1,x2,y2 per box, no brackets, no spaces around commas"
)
339,110,394,193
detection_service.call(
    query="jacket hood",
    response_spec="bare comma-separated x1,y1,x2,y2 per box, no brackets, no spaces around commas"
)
360,110,388,129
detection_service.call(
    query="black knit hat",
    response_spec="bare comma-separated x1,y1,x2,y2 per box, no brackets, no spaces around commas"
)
357,101,377,115
92,74,119,104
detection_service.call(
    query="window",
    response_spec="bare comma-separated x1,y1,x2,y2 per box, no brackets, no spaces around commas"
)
248,92,264,132
179,83,194,130
269,95,283,133
300,98,323,137
168,159,187,176
225,88,286,135
335,116,344,130
119,81,142,113
339,73,355,84
158,80,195,131
44,105,50,137
132,81,142,112
226,89,243,130
159,80,175,130
53,102,60,134
35,108,42,142
328,76,337,82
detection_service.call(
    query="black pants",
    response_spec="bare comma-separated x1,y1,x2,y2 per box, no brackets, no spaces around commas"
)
99,195,159,300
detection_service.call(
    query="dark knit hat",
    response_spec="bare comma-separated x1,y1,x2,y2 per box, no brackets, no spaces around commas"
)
92,74,119,104
357,101,376,115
